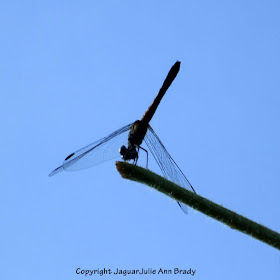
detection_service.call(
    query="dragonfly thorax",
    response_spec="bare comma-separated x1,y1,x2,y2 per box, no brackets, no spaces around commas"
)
119,120,148,162
128,120,148,146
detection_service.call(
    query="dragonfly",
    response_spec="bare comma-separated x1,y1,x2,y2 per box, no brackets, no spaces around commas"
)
49,61,196,214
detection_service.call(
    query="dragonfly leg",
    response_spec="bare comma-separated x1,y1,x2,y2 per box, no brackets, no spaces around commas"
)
139,146,148,169
133,154,139,165
132,146,138,165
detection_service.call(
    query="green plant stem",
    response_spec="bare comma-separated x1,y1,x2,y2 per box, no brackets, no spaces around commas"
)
116,161,280,250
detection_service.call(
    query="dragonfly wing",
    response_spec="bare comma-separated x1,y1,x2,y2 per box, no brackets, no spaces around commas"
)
49,123,133,177
144,125,196,214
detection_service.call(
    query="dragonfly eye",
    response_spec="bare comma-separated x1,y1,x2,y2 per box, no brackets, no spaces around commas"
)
119,145,127,157
119,145,138,161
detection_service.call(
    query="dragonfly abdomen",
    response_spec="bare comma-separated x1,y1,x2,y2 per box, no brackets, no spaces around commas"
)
142,61,180,124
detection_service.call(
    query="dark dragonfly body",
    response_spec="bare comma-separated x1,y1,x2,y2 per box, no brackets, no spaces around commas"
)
49,61,196,214
120,61,180,164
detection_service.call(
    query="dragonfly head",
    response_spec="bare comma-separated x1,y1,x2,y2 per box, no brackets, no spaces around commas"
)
119,145,138,161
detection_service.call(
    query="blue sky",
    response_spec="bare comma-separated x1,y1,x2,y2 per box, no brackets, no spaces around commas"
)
1,1,280,279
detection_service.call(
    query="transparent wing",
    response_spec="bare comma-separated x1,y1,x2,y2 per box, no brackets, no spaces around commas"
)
49,123,133,177
144,125,196,214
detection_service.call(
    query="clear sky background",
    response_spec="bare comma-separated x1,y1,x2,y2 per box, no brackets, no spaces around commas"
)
1,1,280,279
